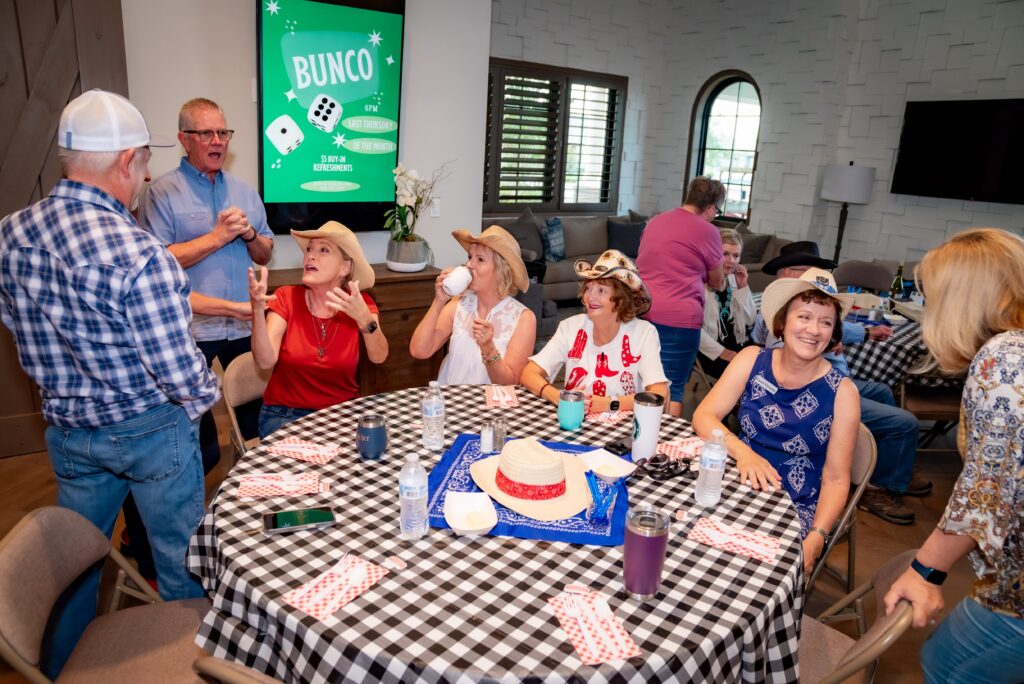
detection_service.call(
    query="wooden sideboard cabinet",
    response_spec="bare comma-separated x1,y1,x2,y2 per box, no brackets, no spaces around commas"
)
269,264,444,394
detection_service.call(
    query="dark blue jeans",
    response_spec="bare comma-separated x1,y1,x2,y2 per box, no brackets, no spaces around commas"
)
42,403,205,677
650,322,701,402
854,379,919,492
259,404,315,439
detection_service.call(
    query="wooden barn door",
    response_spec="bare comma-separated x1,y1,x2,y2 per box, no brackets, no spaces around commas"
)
0,0,128,457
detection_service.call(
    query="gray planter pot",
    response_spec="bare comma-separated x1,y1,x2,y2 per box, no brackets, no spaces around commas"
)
385,238,429,272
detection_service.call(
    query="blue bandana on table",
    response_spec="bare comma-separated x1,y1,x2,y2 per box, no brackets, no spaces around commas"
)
427,433,628,546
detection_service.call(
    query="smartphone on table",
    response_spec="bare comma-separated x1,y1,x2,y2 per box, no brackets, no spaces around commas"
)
262,506,337,536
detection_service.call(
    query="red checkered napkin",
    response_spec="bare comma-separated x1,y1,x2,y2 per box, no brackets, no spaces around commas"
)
266,437,340,464
688,516,781,564
584,410,632,425
236,472,322,498
548,590,641,665
657,436,704,460
485,385,520,408
282,557,388,621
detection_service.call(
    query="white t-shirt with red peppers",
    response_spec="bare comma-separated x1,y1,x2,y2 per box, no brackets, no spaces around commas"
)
530,314,669,398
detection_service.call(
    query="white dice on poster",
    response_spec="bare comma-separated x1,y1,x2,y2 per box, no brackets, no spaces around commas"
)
307,94,342,133
265,114,304,155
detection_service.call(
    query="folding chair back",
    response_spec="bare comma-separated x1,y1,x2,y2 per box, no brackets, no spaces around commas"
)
223,352,272,460
834,260,894,293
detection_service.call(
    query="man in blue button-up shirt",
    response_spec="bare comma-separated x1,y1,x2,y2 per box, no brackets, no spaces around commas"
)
139,98,273,475
0,90,219,676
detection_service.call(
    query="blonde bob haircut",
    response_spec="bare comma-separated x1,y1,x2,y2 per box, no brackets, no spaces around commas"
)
719,228,743,249
487,247,519,298
917,227,1024,374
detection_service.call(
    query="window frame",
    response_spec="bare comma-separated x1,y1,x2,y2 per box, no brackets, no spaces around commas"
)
483,58,627,216
685,70,761,224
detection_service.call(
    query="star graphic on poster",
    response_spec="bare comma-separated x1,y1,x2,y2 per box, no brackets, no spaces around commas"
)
265,0,280,15
284,89,297,102
386,55,395,66
332,133,346,148
368,30,382,46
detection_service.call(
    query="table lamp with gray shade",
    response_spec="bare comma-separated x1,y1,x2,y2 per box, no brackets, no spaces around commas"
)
821,161,876,263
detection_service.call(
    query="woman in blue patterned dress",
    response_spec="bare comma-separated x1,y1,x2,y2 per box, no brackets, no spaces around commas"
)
883,229,1024,683
694,268,860,575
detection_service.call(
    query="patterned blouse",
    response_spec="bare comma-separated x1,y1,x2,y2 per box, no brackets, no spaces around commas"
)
938,329,1024,619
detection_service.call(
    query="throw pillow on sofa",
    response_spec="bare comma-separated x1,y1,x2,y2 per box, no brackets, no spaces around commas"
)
542,217,566,262
607,220,645,259
627,209,649,223
496,207,544,258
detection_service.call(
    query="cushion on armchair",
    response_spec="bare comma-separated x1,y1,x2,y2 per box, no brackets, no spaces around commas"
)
739,233,773,263
560,216,608,258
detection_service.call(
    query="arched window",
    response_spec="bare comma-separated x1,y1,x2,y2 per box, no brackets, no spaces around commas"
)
689,72,761,221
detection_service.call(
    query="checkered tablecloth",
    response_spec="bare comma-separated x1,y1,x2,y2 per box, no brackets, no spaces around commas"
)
186,385,804,683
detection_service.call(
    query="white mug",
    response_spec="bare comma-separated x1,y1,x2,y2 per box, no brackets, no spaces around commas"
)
441,266,472,297
632,392,665,462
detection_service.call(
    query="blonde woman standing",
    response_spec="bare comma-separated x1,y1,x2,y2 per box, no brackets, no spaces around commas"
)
883,228,1024,683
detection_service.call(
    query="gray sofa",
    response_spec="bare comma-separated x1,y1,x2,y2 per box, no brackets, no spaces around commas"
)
731,223,792,293
485,209,645,301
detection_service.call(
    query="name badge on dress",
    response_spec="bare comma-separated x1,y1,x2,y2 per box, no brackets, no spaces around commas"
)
753,375,778,395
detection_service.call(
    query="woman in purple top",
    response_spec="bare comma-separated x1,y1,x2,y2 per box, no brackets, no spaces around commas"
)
693,268,860,575
636,177,726,416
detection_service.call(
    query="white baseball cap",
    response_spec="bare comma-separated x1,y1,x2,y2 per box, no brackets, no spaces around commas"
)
58,89,173,151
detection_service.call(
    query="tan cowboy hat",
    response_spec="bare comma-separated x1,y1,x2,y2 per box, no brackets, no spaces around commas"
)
291,221,375,288
451,225,530,293
574,249,652,315
760,267,856,326
470,437,592,522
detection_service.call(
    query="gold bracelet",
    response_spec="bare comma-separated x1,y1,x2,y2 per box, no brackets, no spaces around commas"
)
482,351,501,366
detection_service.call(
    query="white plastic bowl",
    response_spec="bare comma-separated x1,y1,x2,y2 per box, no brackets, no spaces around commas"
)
443,492,498,536
578,448,636,483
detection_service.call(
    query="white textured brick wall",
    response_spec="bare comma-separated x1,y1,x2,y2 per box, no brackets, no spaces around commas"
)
491,0,1024,262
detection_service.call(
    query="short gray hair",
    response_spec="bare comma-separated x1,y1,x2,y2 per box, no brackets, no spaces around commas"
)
57,147,120,175
178,97,224,131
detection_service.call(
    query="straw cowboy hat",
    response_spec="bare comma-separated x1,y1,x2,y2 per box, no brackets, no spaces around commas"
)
470,437,592,522
291,221,375,288
760,267,856,325
452,225,530,293
574,249,652,315
761,240,837,276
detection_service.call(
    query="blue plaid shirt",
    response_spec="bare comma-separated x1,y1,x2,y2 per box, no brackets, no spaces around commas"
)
0,180,219,428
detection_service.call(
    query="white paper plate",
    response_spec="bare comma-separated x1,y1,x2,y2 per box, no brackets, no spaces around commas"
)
577,447,636,483
883,313,908,324
443,491,498,536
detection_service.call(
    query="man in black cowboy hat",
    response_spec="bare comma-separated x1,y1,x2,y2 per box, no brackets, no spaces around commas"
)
754,241,927,525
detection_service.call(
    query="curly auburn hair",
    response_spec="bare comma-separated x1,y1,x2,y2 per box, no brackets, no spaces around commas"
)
578,277,642,323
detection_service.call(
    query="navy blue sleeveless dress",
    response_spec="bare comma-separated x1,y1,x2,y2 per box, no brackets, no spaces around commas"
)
737,348,846,538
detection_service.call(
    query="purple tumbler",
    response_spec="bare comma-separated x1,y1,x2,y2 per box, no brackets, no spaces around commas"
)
623,505,670,600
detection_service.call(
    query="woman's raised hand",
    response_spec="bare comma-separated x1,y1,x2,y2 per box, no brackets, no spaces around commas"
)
326,281,373,328
248,266,275,310
735,450,783,492
471,318,496,351
734,264,749,289
433,267,455,304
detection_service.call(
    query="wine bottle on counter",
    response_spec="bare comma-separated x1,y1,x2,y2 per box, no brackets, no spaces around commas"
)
890,260,905,299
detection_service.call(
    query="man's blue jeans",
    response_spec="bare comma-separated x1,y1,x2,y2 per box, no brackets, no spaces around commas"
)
42,403,206,677
259,404,314,439
921,597,1024,683
854,379,919,492
649,323,701,403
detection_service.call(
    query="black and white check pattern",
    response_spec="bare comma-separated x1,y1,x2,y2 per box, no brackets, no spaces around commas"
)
187,386,803,683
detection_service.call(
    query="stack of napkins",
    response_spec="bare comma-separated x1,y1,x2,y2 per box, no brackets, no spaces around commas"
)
485,385,520,408
688,517,781,563
237,472,323,498
584,410,632,425
548,586,641,664
266,437,340,464
657,436,704,460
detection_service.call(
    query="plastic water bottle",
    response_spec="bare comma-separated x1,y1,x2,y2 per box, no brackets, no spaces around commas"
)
421,381,445,450
879,291,891,312
694,429,728,507
399,452,429,540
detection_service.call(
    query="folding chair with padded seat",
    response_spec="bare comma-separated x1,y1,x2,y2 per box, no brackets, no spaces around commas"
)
193,656,285,683
0,507,210,684
800,549,916,682
833,260,894,294
223,352,272,464
806,424,877,597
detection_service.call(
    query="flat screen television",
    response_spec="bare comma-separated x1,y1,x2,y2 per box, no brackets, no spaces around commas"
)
257,0,405,233
890,98,1024,205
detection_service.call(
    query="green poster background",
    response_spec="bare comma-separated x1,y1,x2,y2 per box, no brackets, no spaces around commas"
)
260,0,402,203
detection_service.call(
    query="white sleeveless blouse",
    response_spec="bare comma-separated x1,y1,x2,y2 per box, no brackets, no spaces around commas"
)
437,293,527,385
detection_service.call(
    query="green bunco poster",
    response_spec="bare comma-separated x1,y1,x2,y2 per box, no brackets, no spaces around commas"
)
260,0,402,203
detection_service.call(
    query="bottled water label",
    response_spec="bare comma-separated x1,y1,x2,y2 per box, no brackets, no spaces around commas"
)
400,483,428,499
423,404,444,418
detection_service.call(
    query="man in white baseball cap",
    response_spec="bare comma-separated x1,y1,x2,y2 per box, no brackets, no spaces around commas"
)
0,89,218,676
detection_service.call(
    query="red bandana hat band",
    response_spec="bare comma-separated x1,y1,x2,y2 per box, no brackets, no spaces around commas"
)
495,468,566,501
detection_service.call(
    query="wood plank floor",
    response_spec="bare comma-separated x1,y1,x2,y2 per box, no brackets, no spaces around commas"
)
0,408,967,683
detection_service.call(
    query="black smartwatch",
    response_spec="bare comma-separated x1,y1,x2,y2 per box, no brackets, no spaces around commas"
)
609,397,620,411
361,321,378,335
911,558,947,585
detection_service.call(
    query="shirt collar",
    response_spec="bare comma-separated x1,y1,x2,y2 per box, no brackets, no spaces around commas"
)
50,179,135,223
179,157,223,185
